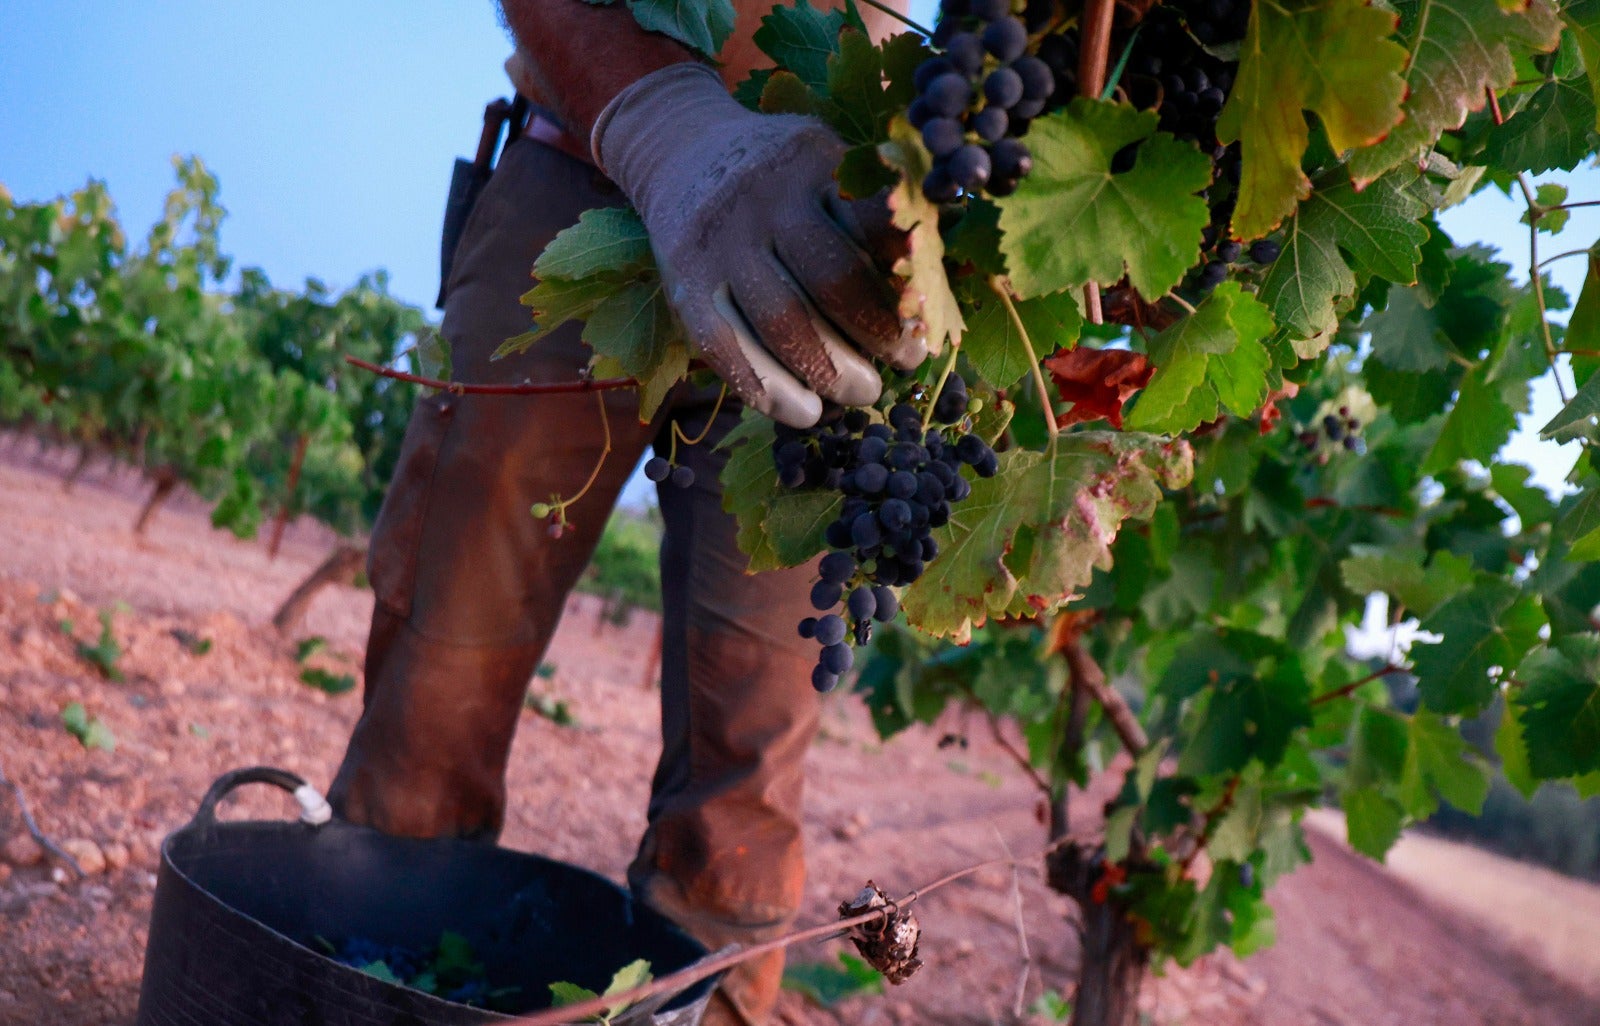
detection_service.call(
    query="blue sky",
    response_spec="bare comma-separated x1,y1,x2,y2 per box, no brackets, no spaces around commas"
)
2,1,1595,498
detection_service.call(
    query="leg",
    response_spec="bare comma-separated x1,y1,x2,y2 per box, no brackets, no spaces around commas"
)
630,396,823,1025
329,137,657,839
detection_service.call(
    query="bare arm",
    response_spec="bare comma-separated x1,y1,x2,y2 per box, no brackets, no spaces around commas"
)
498,0,696,137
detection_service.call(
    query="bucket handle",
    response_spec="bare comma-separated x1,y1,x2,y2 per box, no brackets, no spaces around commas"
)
191,766,334,829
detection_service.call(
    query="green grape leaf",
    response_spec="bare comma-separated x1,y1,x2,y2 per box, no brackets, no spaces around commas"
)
1495,697,1538,798
1258,171,1430,358
753,0,848,92
580,282,689,422
549,982,600,1008
1540,363,1600,443
944,198,1005,276
1524,183,1572,235
760,69,820,115
1514,635,1600,779
960,285,1082,390
1565,246,1600,365
533,207,652,282
734,68,775,110
1217,0,1409,239
626,0,735,57
782,952,884,1006
499,277,618,359
1346,706,1408,790
1564,0,1600,131
1557,487,1600,560
835,144,898,199
1489,462,1558,526
902,434,1191,640
1347,0,1563,183
719,413,841,570
1422,367,1520,473
1483,78,1600,174
879,118,965,351
1339,546,1473,617
1412,580,1547,714
823,29,895,145
1341,786,1405,859
1125,282,1276,434
1178,657,1313,776
1367,285,1455,372
1398,709,1489,818
996,99,1212,301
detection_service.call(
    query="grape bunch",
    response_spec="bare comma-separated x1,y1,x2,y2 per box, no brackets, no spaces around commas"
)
1296,405,1364,460
911,0,1055,201
775,374,998,691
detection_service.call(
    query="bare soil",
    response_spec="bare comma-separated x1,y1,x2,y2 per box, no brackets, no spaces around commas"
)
3,436,1598,1026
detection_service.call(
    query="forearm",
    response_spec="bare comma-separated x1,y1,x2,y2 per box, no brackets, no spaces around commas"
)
498,0,697,137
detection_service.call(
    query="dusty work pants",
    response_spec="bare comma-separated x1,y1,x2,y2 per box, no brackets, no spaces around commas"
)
327,136,823,1025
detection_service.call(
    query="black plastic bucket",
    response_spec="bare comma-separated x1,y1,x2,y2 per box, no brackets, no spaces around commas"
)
135,767,716,1026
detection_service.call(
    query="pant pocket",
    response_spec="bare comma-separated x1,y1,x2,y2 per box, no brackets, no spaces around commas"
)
368,394,455,616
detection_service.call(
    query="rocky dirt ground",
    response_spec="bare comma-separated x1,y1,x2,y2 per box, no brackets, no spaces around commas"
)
3,437,1599,1026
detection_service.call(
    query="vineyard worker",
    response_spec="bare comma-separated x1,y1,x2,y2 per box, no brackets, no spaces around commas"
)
327,1,918,1023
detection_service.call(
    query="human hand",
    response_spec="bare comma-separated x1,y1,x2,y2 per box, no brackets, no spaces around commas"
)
593,64,926,427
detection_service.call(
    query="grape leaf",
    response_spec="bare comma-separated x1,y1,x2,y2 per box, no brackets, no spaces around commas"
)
1398,710,1489,817
1339,545,1473,617
1217,0,1409,239
836,144,898,198
498,277,619,359
580,282,689,422
719,413,842,570
1495,697,1538,798
1125,283,1276,434
1523,182,1571,234
1366,285,1455,372
1483,78,1600,174
1341,786,1404,859
760,70,820,115
753,0,848,92
1178,656,1312,776
1347,0,1563,184
1563,0,1600,131
534,207,652,282
734,68,775,110
902,434,1192,640
879,118,964,351
824,29,896,145
1557,488,1600,562
627,0,736,56
1514,634,1600,779
1540,362,1600,443
1422,367,1520,473
1346,706,1408,791
1257,170,1430,358
1043,346,1154,429
1411,579,1546,714
962,285,1082,390
996,99,1213,301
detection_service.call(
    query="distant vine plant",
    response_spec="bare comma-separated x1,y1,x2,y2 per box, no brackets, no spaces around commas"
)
427,0,1600,1020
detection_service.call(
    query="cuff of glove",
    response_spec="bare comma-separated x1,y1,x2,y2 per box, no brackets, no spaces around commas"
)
589,62,731,175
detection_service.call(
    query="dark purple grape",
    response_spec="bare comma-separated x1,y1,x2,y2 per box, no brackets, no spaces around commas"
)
915,57,955,92
1199,261,1228,288
888,470,918,499
982,17,1028,60
1012,56,1055,99
871,586,899,621
948,144,992,191
644,456,670,482
811,580,842,611
820,643,854,675
971,106,1009,142
889,403,921,431
1250,239,1281,263
986,175,1020,197
955,433,987,464
925,73,974,118
779,463,806,488
923,164,961,204
1011,97,1047,120
798,617,817,639
819,550,855,583
855,461,889,494
945,32,986,77
847,586,877,621
670,465,695,488
879,498,913,531
812,665,840,692
1216,239,1242,263
922,117,966,158
815,613,847,646
990,138,1032,180
974,451,1000,478
1323,414,1345,442
857,435,889,463
907,97,934,129
851,512,883,549
983,67,1025,108
971,0,1012,20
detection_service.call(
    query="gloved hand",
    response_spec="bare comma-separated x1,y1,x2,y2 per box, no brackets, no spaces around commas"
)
593,63,926,428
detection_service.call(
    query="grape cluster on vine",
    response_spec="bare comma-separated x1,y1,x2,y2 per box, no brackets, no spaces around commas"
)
1296,405,1364,460
912,0,1055,201
777,374,997,691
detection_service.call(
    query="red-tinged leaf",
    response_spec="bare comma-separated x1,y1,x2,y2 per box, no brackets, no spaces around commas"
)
1043,347,1155,429
1258,380,1300,435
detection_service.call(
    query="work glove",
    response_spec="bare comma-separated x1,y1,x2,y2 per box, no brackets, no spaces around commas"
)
593,63,926,428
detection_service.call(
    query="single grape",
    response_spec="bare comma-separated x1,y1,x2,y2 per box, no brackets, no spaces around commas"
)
974,451,1000,478
922,117,966,159
923,164,962,204
812,665,840,692
982,17,1028,61
945,32,986,76
819,550,856,583
1323,414,1345,442
798,617,817,639
879,498,913,531
955,433,987,464
915,57,955,92
990,138,1033,180
887,470,919,500
1010,97,1047,120
851,512,883,549
855,461,889,494
811,580,842,611
847,586,877,621
907,97,934,129
670,465,696,488
889,403,921,431
778,463,806,489
949,144,992,190
983,67,1025,109
1012,56,1055,100
857,435,889,464
970,106,1009,143
1216,239,1242,263
820,643,855,674
644,456,671,482
1250,239,1282,263
814,613,847,646
924,73,974,118
826,518,854,549
1199,261,1228,288
971,0,1012,20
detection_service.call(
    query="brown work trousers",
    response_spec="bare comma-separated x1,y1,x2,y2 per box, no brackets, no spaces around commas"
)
327,136,822,1025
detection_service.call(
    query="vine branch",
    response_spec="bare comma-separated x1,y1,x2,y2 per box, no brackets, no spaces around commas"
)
0,761,85,878
1310,663,1405,706
344,355,636,395
853,0,933,36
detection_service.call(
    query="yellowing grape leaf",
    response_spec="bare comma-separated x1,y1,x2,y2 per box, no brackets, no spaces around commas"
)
879,117,964,352
1346,0,1562,184
996,99,1213,301
1217,0,1408,240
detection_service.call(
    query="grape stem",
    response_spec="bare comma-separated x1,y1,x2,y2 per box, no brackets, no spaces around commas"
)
1164,292,1198,316
921,334,963,433
549,390,613,520
852,0,932,37
671,383,729,451
989,276,1059,440
343,355,636,395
